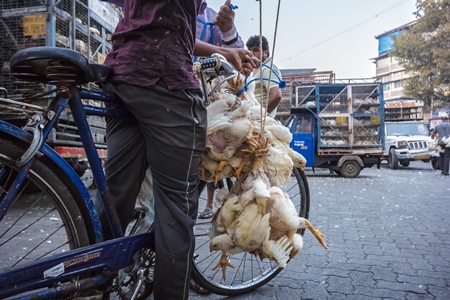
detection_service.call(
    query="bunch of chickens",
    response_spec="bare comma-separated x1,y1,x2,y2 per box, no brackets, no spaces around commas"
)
199,74,327,278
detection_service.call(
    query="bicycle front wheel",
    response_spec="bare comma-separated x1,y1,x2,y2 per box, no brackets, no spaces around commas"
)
0,136,91,295
191,167,310,296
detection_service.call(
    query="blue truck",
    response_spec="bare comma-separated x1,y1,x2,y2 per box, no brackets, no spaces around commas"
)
286,82,385,178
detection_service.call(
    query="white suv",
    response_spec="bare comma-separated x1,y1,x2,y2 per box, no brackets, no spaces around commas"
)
383,121,433,169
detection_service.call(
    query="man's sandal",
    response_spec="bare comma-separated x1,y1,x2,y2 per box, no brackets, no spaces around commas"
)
198,208,213,219
190,279,211,295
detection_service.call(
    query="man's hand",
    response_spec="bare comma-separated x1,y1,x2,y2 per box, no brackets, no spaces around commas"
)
221,48,258,77
214,0,235,33
194,40,258,76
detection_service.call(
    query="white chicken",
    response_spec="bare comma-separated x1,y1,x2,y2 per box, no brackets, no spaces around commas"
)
200,74,327,279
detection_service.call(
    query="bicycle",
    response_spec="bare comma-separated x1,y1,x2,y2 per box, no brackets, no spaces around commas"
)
0,46,310,299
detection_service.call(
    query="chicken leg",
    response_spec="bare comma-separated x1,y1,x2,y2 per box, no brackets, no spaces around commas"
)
305,219,328,249
211,250,235,280
199,152,207,179
213,160,227,185
233,156,248,181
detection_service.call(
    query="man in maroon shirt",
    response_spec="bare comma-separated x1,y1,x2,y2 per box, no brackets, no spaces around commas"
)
100,1,256,299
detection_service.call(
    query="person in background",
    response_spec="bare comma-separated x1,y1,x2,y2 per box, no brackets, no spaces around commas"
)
196,0,243,49
246,35,282,118
431,113,450,175
99,1,257,299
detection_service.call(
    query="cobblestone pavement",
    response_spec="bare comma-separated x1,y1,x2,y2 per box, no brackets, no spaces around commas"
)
189,161,450,300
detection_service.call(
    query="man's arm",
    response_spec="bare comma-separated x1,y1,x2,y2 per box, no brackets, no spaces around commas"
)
267,86,282,114
213,0,244,48
216,22,244,48
194,39,257,76
260,64,282,113
431,128,437,139
431,123,441,139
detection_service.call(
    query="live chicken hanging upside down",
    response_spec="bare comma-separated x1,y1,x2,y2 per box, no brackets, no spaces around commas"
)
199,74,328,279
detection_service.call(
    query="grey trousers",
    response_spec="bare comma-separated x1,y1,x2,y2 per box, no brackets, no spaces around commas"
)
102,80,206,299
439,145,450,174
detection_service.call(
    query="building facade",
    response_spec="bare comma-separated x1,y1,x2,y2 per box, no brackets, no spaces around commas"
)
373,21,426,121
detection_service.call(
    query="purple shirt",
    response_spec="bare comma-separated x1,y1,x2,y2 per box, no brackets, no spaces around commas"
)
102,0,202,90
197,1,243,48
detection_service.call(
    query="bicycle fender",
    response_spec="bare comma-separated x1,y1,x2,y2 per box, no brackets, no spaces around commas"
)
0,120,103,241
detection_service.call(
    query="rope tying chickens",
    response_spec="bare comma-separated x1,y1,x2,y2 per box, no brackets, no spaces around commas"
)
235,65,287,97
200,73,328,279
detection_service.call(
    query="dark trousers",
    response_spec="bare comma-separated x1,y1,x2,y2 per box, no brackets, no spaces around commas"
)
102,81,206,299
439,144,450,174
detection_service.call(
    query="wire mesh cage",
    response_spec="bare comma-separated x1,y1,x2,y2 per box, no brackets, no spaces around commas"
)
0,0,121,148
0,0,119,97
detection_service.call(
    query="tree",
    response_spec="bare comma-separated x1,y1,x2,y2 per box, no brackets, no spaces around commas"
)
391,0,450,107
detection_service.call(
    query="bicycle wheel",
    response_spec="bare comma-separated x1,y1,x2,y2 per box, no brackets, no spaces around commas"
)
0,136,91,294
191,167,310,296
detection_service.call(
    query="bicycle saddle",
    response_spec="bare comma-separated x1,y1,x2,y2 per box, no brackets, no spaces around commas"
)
10,46,113,85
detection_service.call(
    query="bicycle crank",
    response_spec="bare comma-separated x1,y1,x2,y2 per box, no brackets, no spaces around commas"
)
116,248,155,300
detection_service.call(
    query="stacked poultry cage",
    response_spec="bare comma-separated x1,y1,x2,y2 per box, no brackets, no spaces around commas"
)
294,83,385,154
0,0,121,154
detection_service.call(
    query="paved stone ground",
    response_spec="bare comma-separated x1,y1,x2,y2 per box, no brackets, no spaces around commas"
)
189,161,450,299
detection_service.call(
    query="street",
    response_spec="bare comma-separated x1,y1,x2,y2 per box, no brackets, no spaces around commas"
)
190,161,450,299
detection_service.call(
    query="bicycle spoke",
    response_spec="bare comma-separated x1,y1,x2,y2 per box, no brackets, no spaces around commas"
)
0,186,40,242
13,223,67,268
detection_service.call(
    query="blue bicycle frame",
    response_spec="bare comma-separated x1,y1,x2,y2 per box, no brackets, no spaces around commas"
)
0,86,154,299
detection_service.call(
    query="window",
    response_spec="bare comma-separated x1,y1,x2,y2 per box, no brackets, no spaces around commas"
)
285,116,294,129
393,80,403,89
294,116,312,133
391,71,405,81
383,83,390,91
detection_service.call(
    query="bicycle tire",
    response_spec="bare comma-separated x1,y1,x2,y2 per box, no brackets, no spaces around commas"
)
191,167,310,296
0,135,92,295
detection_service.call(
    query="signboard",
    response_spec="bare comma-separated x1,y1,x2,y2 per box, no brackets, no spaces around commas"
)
23,15,46,37
336,116,347,125
370,116,381,125
385,100,424,108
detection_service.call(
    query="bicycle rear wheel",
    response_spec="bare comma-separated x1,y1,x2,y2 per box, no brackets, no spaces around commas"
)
191,167,310,296
0,136,91,295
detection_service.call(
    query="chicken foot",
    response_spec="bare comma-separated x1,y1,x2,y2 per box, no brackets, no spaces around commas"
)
225,72,246,98
211,250,235,280
242,124,269,158
305,219,328,249
199,153,207,180
233,156,248,181
213,160,227,185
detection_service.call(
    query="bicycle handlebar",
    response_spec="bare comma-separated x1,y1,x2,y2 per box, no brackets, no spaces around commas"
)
193,53,236,77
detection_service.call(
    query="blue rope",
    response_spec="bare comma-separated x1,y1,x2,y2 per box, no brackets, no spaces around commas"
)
261,63,286,88
235,64,286,96
194,3,238,61
197,17,215,45
193,17,215,62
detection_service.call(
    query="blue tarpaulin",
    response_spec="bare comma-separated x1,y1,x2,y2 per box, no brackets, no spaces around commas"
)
378,31,401,54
